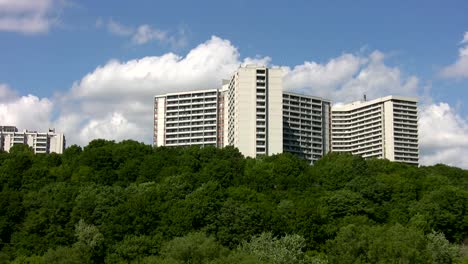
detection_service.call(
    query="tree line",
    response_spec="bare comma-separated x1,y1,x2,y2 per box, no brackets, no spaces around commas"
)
0,140,467,263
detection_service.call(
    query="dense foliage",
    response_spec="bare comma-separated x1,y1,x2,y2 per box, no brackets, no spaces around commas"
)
0,140,467,263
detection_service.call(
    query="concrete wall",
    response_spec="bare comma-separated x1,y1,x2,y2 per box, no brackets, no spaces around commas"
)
156,97,166,147
49,134,65,154
383,101,395,161
267,68,283,155
235,67,257,157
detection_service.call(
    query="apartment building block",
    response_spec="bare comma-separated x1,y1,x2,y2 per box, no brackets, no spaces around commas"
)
153,66,419,165
226,65,283,157
153,89,220,148
283,92,331,163
331,96,419,165
0,126,66,154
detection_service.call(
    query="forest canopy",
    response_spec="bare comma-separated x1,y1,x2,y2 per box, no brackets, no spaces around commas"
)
0,140,467,263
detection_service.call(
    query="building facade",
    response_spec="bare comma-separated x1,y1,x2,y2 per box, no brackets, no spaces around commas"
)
226,65,283,157
283,92,331,163
153,89,220,148
153,65,285,159
0,126,66,154
153,66,419,165
331,96,419,165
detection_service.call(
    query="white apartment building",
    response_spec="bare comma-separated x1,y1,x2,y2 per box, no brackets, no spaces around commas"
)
153,89,220,147
226,65,283,157
331,96,419,165
153,65,284,158
152,66,419,166
283,92,331,163
0,126,66,154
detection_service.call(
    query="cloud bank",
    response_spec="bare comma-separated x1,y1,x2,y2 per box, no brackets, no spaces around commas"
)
282,50,419,102
0,84,53,129
419,103,468,168
1,35,468,168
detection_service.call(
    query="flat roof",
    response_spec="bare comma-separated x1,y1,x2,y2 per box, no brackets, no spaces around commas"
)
154,88,219,98
332,95,418,111
283,91,331,102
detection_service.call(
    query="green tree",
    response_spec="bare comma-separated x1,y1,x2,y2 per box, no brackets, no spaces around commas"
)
426,231,459,264
10,182,78,255
0,190,23,250
240,232,308,264
137,147,180,183
0,146,33,191
105,234,161,263
158,232,228,264
161,181,224,236
61,145,82,169
323,189,368,219
209,198,268,248
326,224,430,264
73,219,104,263
410,186,468,242
311,153,369,190
42,246,81,264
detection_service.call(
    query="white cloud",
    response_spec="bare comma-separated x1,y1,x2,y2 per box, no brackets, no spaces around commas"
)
440,32,468,78
283,54,365,97
0,83,17,100
419,103,468,168
0,83,53,130
283,50,419,102
78,112,145,144
70,36,244,99
460,32,468,44
106,19,133,36
0,0,62,34
57,36,255,145
132,24,166,44
98,18,187,48
243,56,272,67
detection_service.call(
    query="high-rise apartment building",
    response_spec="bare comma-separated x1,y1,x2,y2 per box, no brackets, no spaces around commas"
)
331,96,419,165
153,65,284,159
153,66,419,166
153,89,220,148
0,126,66,154
226,65,283,157
283,92,331,163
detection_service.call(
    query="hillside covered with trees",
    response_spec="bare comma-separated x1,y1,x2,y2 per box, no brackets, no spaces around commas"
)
0,140,467,263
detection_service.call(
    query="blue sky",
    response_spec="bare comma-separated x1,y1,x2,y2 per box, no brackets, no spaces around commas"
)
1,0,468,167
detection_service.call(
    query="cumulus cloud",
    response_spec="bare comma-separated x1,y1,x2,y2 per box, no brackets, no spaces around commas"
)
440,32,468,78
0,83,17,100
70,36,243,99
283,54,365,97
243,56,272,67
2,35,468,168
419,103,468,168
97,18,187,47
0,83,53,129
56,36,265,145
0,0,63,34
283,50,419,102
77,112,146,144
